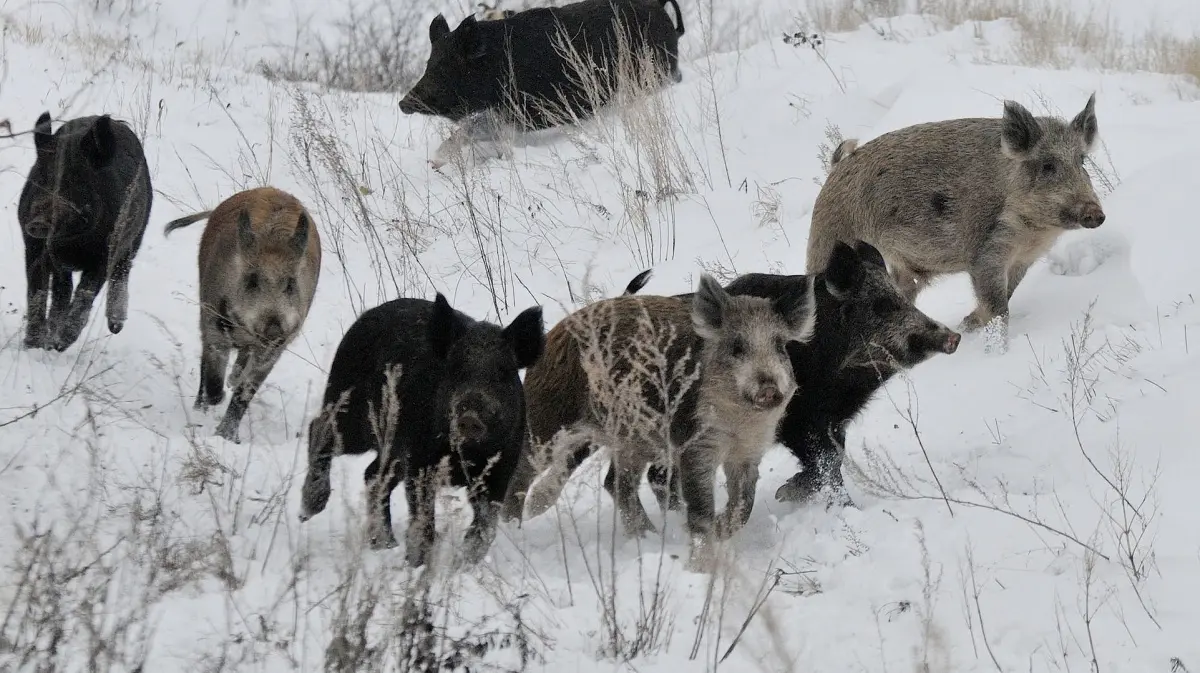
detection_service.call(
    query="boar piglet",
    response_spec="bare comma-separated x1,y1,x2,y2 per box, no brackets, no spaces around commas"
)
807,94,1104,350
399,0,685,133
521,241,960,514
19,111,153,351
299,294,544,568
163,186,322,443
515,274,817,571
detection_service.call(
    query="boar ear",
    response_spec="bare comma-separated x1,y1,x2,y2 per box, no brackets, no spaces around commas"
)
290,212,310,257
430,14,450,43
692,273,729,340
823,241,863,299
1000,100,1043,159
456,15,487,59
82,115,116,168
853,240,887,269
33,112,53,153
428,292,467,359
1070,92,1099,152
237,209,256,251
503,305,545,370
771,279,817,343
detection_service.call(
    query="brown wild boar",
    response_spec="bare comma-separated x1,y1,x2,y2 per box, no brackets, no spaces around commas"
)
164,186,322,443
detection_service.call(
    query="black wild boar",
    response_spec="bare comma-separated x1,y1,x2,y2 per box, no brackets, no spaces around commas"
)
507,240,960,515
163,186,322,443
299,294,545,568
399,0,685,132
513,274,817,570
18,111,153,351
807,95,1104,349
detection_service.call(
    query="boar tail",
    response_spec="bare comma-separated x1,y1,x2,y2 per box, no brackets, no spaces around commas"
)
163,210,214,237
661,0,684,35
623,269,653,296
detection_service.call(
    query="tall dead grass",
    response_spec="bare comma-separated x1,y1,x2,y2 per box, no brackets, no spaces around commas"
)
805,0,1200,84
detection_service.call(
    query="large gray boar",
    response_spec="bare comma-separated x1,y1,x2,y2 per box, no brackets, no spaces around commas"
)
163,187,322,443
516,274,817,571
18,111,152,352
807,95,1104,347
399,0,684,132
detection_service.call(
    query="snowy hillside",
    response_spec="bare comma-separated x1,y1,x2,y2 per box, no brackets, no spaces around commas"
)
1,0,1199,670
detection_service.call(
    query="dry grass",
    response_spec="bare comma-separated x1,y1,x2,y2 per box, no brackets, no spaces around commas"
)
803,0,1200,86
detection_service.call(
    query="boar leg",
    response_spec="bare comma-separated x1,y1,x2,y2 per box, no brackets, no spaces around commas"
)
48,266,105,351
1006,260,1034,301
604,459,683,514
775,422,854,508
461,493,500,566
105,261,131,335
961,242,1011,333
23,246,52,349
680,442,720,569
215,345,285,443
403,467,437,565
612,452,657,537
715,460,759,539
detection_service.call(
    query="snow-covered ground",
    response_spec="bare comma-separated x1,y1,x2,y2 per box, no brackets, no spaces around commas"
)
1,0,1199,670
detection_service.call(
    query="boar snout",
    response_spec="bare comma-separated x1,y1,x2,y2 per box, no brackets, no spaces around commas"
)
456,412,488,444
749,376,786,410
24,219,51,239
399,96,419,115
942,330,961,354
1062,202,1106,229
260,316,290,345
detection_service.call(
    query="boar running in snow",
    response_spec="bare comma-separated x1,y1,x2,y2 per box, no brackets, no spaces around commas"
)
299,295,544,568
399,0,685,133
163,187,322,443
514,274,817,571
807,94,1104,348
18,111,153,352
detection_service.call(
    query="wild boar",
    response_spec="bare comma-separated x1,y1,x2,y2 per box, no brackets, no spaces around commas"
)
807,95,1104,349
399,0,685,133
299,294,544,568
18,111,152,351
163,186,322,443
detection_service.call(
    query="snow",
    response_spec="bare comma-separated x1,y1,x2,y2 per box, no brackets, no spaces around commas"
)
1,0,1199,670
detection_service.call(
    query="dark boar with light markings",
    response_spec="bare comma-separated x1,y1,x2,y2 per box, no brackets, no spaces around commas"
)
18,111,152,352
299,295,544,568
807,95,1104,347
513,274,816,571
163,186,322,443
399,0,685,133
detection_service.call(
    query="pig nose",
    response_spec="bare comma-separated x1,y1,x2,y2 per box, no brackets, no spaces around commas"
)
457,413,487,443
753,383,784,409
943,331,961,354
262,317,285,342
1080,203,1106,229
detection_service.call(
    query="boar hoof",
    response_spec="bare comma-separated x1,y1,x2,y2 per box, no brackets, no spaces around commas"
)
775,472,820,503
684,537,719,574
214,420,241,444
23,330,48,350
403,545,427,567
107,317,124,334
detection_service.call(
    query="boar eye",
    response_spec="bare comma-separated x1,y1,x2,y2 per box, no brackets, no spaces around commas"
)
285,278,297,295
244,273,260,292
774,336,788,354
728,337,745,357
1040,159,1057,177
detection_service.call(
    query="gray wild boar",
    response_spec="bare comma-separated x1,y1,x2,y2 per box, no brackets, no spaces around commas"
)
299,294,544,568
516,273,817,571
163,187,322,443
807,94,1104,346
18,111,153,351
399,0,685,133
